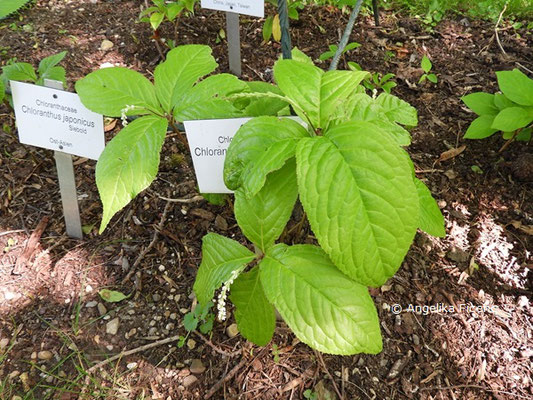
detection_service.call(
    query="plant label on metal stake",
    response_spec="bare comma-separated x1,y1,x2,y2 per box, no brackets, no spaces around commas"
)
10,79,105,239
201,0,264,77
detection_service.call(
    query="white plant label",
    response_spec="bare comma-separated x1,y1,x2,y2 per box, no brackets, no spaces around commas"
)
185,117,303,194
11,81,105,160
201,0,264,18
184,117,252,193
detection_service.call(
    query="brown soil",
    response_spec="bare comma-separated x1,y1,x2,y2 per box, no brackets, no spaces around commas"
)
0,1,532,399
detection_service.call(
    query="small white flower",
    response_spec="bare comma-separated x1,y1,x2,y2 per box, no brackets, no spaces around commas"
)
120,104,136,127
216,269,240,321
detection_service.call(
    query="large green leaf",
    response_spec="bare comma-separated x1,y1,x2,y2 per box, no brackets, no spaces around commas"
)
224,116,308,191
414,179,445,237
259,244,382,355
193,233,255,306
491,107,533,132
340,94,411,145
296,122,419,287
235,160,298,251
376,93,418,126
461,92,498,116
2,63,36,82
173,74,247,121
75,67,160,117
464,115,498,139
0,0,31,19
154,45,217,114
273,60,367,129
229,267,275,346
96,115,167,232
496,69,533,106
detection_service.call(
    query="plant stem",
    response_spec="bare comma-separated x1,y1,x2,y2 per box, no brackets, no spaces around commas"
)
499,128,521,153
329,0,364,71
278,0,292,59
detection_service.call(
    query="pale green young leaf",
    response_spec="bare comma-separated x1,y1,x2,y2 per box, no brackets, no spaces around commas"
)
229,267,275,346
376,93,418,126
427,73,438,83
296,122,419,287
414,179,445,237
464,115,498,139
259,244,382,355
150,11,165,30
0,79,4,102
193,233,255,306
173,73,247,121
242,81,289,117
154,45,217,113
273,60,323,127
491,107,533,132
496,69,533,106
75,67,160,117
421,55,432,73
3,62,37,82
461,92,498,116
235,160,298,251
493,93,516,110
291,48,314,65
96,115,167,232
37,51,67,77
263,15,273,41
224,116,308,190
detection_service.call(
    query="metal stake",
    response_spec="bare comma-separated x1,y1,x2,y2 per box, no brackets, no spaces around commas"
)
44,79,83,239
225,11,241,77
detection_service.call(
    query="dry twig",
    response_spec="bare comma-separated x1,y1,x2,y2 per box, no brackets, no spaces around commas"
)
121,201,172,284
314,350,343,400
205,356,247,399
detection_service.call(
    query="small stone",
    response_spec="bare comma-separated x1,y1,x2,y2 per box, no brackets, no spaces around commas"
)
20,372,30,392
127,362,138,369
190,208,215,221
106,318,120,335
158,265,166,272
97,303,107,316
148,327,158,336
226,323,239,338
125,328,137,339
444,169,457,180
85,285,93,293
182,375,198,388
94,335,100,344
0,338,9,349
186,339,196,350
37,350,53,360
9,370,20,379
100,39,114,51
106,345,114,351
190,359,206,374
164,310,170,318
170,313,177,320
152,294,161,302
165,323,175,331
412,334,420,346
85,301,98,308
31,352,37,359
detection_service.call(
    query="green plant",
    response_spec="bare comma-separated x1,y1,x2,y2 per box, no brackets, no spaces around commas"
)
0,51,67,105
319,42,361,61
462,68,533,144
183,301,215,334
419,55,437,84
139,0,197,32
303,389,318,400
75,44,287,233
348,62,397,93
192,52,445,355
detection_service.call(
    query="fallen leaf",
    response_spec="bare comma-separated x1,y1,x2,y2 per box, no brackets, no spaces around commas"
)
510,220,533,235
99,289,129,303
104,118,117,132
438,145,466,162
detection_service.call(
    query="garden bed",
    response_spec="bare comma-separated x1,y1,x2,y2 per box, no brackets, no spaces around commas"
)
0,1,531,399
